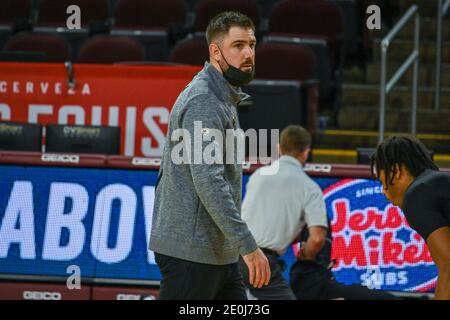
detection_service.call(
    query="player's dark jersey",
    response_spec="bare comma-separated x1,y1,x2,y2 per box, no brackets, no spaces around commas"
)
402,169,450,242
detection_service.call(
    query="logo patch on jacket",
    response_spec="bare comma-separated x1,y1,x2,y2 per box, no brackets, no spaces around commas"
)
201,128,210,137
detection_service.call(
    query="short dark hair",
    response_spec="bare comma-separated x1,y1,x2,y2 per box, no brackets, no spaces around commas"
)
205,11,255,45
280,125,311,155
370,134,438,188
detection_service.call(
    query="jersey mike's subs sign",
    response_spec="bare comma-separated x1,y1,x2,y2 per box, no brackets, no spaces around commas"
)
322,178,437,292
0,62,200,157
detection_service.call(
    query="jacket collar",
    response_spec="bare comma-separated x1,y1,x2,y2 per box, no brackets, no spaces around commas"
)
204,62,243,105
279,155,304,170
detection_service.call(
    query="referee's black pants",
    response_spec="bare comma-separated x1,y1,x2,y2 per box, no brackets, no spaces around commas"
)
155,253,247,300
290,260,400,300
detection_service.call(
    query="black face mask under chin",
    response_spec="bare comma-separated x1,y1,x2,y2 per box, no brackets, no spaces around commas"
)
217,47,255,87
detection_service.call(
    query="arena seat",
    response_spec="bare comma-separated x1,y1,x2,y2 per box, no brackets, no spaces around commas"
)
77,35,145,63
238,42,319,155
268,0,344,121
4,32,71,62
169,34,208,66
262,35,331,103
37,0,110,27
111,0,187,61
113,0,186,30
268,0,344,71
33,0,110,60
0,0,32,50
0,0,31,24
194,0,261,32
255,42,316,83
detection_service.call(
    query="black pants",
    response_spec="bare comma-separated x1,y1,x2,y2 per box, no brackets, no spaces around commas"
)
238,249,296,300
155,253,247,300
290,260,399,300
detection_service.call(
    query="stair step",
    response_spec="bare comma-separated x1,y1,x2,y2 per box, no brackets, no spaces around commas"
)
336,105,450,133
344,62,450,87
316,129,450,149
342,84,450,110
372,38,450,63
313,127,450,166
311,146,450,167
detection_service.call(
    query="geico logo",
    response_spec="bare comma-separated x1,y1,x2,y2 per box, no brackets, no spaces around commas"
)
41,154,80,163
116,294,141,300
131,157,161,166
304,164,332,173
23,291,62,300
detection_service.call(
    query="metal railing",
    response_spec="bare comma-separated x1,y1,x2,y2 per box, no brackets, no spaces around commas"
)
379,5,419,143
435,0,450,111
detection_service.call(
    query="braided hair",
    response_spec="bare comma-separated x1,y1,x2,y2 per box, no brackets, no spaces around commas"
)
370,135,439,189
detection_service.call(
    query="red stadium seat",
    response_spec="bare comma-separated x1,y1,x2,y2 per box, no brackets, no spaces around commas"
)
4,32,71,62
113,0,187,30
262,35,332,104
269,0,343,68
255,42,316,82
194,0,260,32
269,0,342,36
111,0,187,62
0,0,32,51
0,0,31,24
268,0,344,120
170,35,209,66
251,42,319,132
37,0,110,27
77,35,145,63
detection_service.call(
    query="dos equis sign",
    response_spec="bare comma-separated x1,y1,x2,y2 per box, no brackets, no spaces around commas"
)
324,179,437,292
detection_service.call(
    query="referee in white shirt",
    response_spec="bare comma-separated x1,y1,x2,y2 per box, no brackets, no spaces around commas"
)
239,125,328,299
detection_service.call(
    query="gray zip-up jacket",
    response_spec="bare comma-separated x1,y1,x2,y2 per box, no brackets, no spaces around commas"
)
149,62,257,265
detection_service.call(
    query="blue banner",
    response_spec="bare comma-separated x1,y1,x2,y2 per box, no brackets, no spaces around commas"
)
0,165,437,292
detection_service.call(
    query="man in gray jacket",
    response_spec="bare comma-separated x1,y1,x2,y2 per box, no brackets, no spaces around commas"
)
149,11,270,299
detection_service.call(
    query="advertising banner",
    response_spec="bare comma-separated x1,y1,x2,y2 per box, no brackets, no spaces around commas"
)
0,165,160,281
0,62,201,157
319,178,436,292
0,164,437,292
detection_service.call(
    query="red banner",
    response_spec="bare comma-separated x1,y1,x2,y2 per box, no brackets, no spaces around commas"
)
0,62,201,157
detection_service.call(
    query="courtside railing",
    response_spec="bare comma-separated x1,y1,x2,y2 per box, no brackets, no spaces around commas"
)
379,5,419,143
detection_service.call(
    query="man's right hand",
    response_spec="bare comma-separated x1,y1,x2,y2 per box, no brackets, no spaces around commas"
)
242,248,271,288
